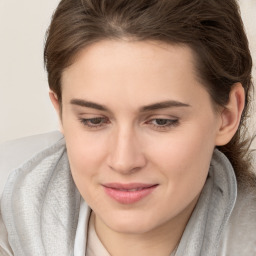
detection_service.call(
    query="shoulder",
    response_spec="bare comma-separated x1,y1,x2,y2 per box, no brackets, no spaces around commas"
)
218,187,256,255
0,131,63,196
0,209,13,256
0,131,63,255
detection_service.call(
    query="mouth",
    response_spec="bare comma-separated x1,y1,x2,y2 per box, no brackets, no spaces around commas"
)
102,183,158,204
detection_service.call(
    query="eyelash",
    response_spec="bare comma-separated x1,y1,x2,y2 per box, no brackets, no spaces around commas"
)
79,117,110,129
146,118,179,131
78,117,179,131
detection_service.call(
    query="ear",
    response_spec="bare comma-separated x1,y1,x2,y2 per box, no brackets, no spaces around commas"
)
49,91,64,134
215,83,245,146
49,90,61,113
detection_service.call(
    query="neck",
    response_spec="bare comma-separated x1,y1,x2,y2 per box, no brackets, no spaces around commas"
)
93,196,198,256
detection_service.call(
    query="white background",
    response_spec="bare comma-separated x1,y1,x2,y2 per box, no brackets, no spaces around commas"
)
0,0,60,143
0,0,255,146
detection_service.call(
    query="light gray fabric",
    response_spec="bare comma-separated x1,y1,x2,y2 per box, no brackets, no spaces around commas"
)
1,138,81,256
175,150,237,256
74,198,90,256
0,131,63,196
218,188,256,256
0,133,255,255
0,210,13,256
0,131,63,256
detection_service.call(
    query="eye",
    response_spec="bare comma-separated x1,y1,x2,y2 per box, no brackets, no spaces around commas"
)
153,119,173,126
146,118,179,131
79,117,110,129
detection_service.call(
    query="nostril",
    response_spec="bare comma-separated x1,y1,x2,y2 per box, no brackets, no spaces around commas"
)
107,157,146,174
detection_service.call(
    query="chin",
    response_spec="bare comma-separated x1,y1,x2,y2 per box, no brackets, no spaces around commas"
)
110,221,154,235
100,210,162,235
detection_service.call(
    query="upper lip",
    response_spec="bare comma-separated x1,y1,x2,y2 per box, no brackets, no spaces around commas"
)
103,183,158,190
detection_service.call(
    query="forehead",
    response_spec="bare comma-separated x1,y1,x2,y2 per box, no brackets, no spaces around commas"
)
64,40,197,77
61,40,211,110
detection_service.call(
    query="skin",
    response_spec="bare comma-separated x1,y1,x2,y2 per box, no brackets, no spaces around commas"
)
50,40,244,256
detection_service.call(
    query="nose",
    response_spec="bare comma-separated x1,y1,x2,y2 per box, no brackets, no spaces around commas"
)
107,127,146,174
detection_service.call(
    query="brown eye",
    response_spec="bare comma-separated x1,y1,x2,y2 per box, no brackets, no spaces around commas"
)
89,118,104,125
152,119,178,126
145,118,179,131
154,119,170,126
79,117,110,128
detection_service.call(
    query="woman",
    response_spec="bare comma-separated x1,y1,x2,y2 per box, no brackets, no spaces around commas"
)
1,0,256,255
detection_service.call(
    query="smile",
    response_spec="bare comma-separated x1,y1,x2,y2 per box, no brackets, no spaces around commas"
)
102,183,158,204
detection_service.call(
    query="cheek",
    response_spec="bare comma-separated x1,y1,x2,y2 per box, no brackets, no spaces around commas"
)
66,135,107,176
65,137,106,206
63,116,108,165
63,126,110,199
148,122,216,193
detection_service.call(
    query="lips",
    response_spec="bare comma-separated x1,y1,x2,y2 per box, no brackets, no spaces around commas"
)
103,183,158,204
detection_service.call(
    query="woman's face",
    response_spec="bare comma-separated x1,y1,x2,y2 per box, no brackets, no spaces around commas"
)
60,40,223,235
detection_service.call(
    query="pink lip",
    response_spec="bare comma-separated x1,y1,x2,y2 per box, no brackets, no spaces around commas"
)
103,183,158,204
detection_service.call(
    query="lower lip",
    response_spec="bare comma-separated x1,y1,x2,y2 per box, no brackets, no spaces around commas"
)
103,185,158,204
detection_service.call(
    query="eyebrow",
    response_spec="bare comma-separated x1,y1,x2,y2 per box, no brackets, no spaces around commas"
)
70,99,109,111
140,101,190,112
70,99,190,112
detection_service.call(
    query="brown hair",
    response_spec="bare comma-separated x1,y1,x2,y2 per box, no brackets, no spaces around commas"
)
44,0,255,188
